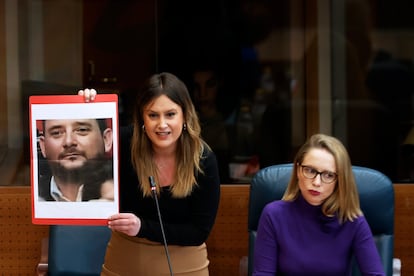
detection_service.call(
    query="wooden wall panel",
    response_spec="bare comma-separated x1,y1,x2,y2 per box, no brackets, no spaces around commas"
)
0,187,49,275
207,184,250,276
0,184,412,275
394,184,414,276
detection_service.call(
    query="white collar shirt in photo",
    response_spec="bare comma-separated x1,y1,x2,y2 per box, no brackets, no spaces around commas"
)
50,176,84,202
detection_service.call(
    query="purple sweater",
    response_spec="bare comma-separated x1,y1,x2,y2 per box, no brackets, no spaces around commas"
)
253,195,385,276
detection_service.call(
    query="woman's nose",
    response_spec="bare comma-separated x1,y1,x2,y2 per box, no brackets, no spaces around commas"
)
312,174,322,186
159,117,168,128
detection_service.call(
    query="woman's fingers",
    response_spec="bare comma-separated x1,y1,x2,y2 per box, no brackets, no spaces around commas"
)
108,213,141,236
78,88,97,102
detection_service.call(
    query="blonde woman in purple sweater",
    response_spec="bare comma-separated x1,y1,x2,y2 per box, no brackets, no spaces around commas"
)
253,134,385,276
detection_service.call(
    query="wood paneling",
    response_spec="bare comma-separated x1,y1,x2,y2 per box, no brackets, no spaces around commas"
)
0,184,413,275
0,187,49,275
207,185,250,276
394,184,414,276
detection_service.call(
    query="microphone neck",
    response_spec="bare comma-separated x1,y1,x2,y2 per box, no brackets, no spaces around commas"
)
148,176,174,276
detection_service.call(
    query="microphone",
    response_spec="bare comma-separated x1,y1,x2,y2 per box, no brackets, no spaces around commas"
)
149,176,174,276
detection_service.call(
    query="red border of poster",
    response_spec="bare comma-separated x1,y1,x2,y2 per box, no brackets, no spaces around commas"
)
29,94,119,225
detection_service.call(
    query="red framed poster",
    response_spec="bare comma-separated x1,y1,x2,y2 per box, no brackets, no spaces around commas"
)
29,94,119,225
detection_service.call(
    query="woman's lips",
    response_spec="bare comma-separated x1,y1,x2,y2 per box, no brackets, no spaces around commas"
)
309,190,321,196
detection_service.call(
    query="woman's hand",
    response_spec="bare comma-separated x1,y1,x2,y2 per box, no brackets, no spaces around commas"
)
78,88,97,102
108,213,142,236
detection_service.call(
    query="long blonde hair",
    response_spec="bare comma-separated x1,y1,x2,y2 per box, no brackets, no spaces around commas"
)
131,72,207,198
282,133,362,223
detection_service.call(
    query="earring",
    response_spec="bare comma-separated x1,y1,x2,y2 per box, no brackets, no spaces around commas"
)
142,125,145,132
183,123,187,131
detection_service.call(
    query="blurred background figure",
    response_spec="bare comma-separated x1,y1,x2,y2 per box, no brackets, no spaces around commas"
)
192,66,231,183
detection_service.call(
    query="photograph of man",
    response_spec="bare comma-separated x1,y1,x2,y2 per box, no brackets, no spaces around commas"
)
37,118,114,202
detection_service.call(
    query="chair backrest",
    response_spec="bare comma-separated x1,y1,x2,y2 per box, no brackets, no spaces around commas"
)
48,225,112,276
248,163,394,276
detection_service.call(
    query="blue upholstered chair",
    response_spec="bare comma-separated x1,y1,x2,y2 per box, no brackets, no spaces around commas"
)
248,164,394,276
47,225,111,276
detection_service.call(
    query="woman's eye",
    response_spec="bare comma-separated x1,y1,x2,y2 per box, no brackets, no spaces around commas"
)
148,113,158,118
166,112,176,118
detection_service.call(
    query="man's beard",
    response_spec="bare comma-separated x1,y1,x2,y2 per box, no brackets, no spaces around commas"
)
48,157,106,183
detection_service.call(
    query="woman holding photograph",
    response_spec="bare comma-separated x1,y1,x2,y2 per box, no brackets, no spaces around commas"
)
79,72,220,275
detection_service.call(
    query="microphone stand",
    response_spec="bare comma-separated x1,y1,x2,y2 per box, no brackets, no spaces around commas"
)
149,176,174,276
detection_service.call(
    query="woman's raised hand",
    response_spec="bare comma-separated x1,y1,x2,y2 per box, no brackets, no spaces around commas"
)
78,88,97,102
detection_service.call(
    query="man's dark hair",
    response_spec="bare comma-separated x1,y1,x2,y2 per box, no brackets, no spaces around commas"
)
41,119,108,135
96,119,108,134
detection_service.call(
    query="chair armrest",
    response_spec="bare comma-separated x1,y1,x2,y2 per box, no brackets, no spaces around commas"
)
36,237,49,276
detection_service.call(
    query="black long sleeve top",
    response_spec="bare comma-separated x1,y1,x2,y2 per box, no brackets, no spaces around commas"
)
118,126,221,246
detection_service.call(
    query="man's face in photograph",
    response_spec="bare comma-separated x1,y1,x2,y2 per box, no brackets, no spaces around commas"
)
39,119,112,178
